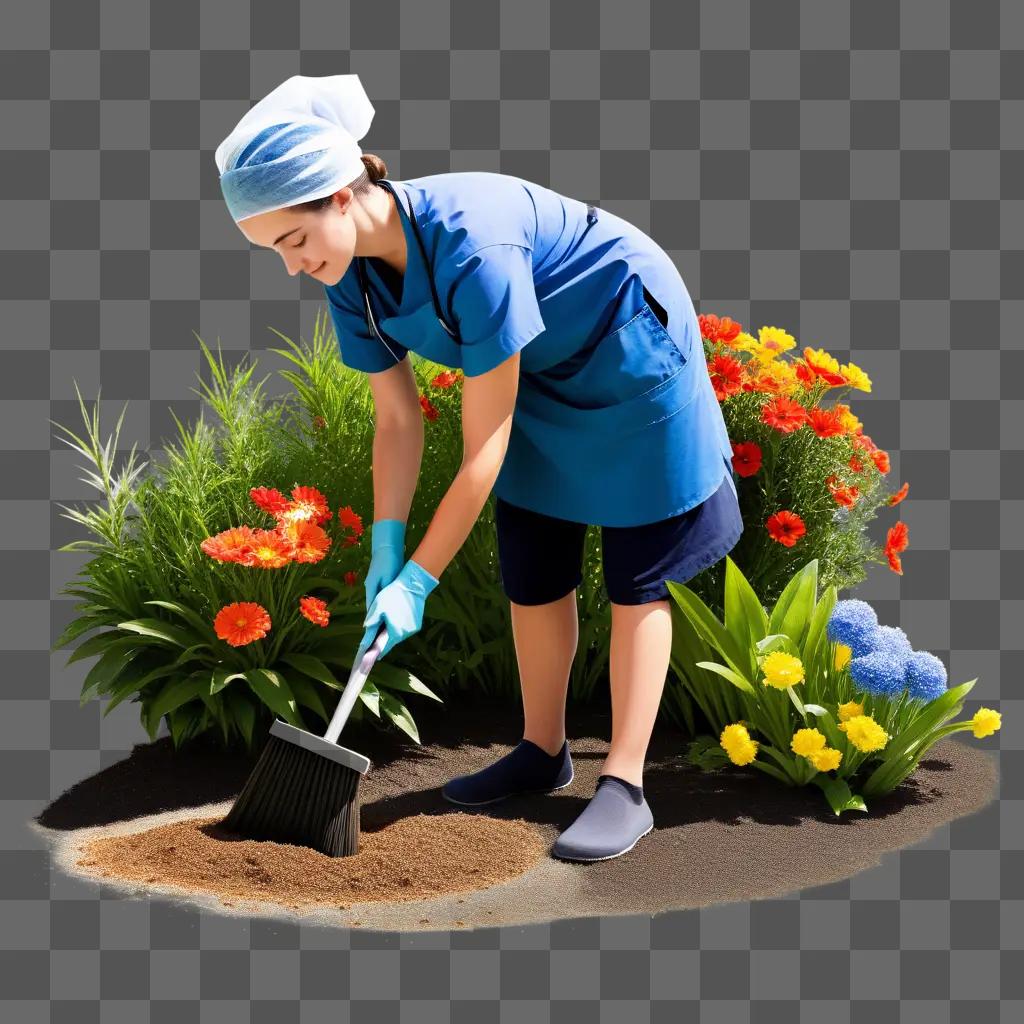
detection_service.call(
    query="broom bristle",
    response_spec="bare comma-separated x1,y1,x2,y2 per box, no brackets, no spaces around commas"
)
221,733,364,857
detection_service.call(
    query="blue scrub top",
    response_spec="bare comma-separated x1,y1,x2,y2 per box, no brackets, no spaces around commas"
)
325,171,736,527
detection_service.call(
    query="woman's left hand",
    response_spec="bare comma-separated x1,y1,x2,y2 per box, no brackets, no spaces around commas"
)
355,557,440,663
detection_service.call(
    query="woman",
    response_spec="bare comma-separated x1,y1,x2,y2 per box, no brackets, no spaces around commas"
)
216,74,743,862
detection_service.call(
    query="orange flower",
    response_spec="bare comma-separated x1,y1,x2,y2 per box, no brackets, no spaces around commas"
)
282,485,333,525
280,520,331,563
420,394,439,421
299,595,330,627
708,354,744,401
250,486,291,517
242,528,293,568
869,448,890,474
214,602,271,647
766,510,806,547
201,525,257,563
344,571,358,587
761,395,809,433
848,455,864,473
887,481,909,506
337,505,364,536
731,440,762,477
807,407,846,438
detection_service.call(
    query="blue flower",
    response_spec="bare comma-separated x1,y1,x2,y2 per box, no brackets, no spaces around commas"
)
867,624,913,660
849,649,908,698
904,650,948,703
827,599,879,657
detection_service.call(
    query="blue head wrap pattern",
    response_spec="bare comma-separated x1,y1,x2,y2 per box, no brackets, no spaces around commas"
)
214,74,375,223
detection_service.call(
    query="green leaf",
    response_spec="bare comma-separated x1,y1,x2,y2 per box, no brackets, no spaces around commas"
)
147,671,209,724
803,584,837,671
80,643,145,705
66,630,138,666
359,681,382,718
210,667,248,694
810,774,868,815
223,687,258,749
364,660,443,703
767,559,818,649
244,668,304,728
786,685,807,717
723,556,769,667
116,617,196,649
377,689,420,743
52,613,120,652
144,600,218,641
694,660,756,696
280,652,344,691
666,579,746,674
102,663,180,717
284,670,329,723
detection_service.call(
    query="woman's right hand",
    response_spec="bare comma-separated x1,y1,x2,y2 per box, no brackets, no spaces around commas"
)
365,518,406,611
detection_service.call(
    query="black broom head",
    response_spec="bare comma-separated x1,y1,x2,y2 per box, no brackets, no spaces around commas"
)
221,719,372,858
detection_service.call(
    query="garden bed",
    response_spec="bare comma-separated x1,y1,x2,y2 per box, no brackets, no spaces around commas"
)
34,689,998,932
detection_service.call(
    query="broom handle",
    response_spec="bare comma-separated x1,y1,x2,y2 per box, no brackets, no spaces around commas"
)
322,621,388,745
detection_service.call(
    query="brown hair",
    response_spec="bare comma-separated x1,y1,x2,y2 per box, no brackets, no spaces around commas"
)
289,153,388,214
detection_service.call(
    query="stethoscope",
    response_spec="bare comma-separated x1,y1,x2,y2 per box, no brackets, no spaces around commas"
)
355,179,598,366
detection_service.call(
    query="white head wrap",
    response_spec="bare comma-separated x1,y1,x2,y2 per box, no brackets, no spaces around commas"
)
214,73,375,223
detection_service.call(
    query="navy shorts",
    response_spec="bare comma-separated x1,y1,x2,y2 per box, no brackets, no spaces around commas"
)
495,472,744,606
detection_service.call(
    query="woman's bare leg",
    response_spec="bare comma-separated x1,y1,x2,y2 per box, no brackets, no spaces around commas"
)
600,598,672,787
510,588,578,756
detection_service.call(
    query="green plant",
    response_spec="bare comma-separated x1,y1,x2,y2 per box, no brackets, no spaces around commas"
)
665,556,1000,814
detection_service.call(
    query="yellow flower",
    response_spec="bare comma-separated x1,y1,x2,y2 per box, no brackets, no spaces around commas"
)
971,708,1001,738
833,403,862,433
834,643,852,670
838,700,864,722
809,748,843,772
791,728,827,757
803,346,841,374
721,722,759,766
761,651,805,689
756,326,797,361
731,331,761,356
839,362,872,392
838,714,889,753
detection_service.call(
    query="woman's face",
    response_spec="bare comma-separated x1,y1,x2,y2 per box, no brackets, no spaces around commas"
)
237,190,355,286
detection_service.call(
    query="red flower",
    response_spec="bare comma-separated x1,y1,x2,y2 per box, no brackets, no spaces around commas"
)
884,520,909,575
214,602,271,647
807,407,846,438
731,441,762,477
761,396,810,433
344,571,358,587
420,394,439,421
431,370,462,388
312,415,327,430
766,510,806,547
337,505,364,536
299,595,330,627
887,481,909,506
250,486,291,516
708,354,744,401
698,313,743,346
869,448,890,474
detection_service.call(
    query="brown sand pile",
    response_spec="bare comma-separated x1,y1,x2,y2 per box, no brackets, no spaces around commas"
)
74,810,547,920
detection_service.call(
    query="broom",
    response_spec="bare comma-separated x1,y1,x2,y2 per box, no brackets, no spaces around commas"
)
220,621,388,857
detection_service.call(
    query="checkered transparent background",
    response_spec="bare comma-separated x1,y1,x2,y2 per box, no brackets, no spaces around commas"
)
1,0,1022,1020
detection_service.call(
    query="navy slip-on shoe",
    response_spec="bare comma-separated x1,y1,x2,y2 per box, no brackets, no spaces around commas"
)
441,738,574,806
551,774,654,861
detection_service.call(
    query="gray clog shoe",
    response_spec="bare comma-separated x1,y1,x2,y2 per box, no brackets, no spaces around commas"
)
551,774,654,861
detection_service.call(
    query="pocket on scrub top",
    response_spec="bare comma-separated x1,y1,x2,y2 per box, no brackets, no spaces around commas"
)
529,275,692,413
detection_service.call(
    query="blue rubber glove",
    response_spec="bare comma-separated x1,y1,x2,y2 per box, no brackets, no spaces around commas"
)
356,557,440,663
365,519,406,612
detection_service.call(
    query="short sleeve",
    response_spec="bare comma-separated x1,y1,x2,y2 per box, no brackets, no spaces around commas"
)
448,244,546,377
325,280,409,374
